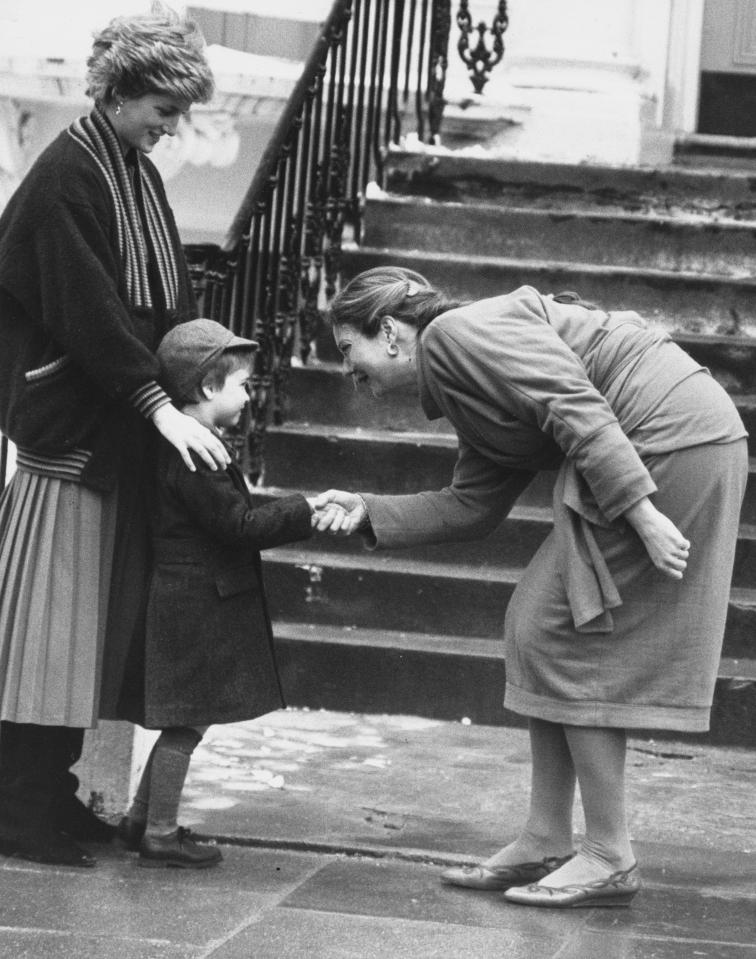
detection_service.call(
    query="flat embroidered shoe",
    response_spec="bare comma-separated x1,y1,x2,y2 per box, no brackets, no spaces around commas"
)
441,854,574,891
138,827,222,869
504,863,641,908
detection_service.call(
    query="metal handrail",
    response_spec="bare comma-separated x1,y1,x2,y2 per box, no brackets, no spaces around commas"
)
185,0,451,479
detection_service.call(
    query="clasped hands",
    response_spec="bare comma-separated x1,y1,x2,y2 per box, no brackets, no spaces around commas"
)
306,490,367,535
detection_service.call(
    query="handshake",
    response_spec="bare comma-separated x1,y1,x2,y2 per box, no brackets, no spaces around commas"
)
306,490,368,535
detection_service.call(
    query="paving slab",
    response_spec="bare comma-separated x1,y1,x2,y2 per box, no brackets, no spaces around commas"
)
179,709,756,864
1,709,754,959
209,908,552,959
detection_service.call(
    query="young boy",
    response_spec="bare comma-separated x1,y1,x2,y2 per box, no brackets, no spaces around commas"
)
117,319,316,868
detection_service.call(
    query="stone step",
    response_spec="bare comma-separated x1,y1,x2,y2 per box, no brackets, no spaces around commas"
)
258,485,756,594
261,547,756,661
285,365,756,437
340,246,756,350
362,195,756,281
674,134,756,172
262,425,756,524
384,151,756,220
272,620,756,746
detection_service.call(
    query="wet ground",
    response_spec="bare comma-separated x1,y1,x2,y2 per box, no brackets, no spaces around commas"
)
1,709,754,958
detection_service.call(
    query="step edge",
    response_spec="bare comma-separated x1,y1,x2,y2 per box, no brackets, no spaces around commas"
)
272,621,756,673
263,546,523,583
265,423,458,447
368,194,756,228
264,547,756,600
255,488,756,542
273,620,506,659
387,148,756,183
345,243,756,289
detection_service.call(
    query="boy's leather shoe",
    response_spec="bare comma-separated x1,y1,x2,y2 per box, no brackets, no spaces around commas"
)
138,827,222,869
116,816,146,852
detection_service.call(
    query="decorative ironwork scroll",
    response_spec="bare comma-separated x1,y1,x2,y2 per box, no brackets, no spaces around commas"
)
456,0,509,94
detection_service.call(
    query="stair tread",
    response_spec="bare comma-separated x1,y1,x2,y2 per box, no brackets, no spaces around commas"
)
346,242,756,288
296,363,756,380
256,487,756,542
389,149,756,187
273,621,756,673
263,545,756,600
719,657,756,679
266,422,458,447
263,545,524,583
259,485,551,519
373,192,756,228
273,620,506,659
386,150,756,209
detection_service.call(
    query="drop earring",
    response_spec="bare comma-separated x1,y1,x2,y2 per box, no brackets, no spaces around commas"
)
115,101,122,116
387,343,399,356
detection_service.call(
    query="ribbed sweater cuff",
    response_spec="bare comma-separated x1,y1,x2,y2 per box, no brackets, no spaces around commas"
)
129,381,172,418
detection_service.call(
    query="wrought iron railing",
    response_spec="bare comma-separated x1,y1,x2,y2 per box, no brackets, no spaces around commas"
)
185,0,452,479
0,436,8,490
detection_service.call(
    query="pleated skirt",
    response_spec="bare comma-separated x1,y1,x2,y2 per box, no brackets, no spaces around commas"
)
503,439,748,732
0,469,117,726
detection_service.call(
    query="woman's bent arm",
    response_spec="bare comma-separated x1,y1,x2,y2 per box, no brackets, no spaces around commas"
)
623,496,690,579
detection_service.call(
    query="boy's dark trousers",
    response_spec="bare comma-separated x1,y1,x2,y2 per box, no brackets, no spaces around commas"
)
0,721,115,865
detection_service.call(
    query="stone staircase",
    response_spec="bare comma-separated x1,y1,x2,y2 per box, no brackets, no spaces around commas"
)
257,150,756,746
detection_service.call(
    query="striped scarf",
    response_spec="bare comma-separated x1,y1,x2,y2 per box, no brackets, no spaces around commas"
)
67,109,180,311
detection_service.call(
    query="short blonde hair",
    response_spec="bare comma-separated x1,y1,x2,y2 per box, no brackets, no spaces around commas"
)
86,2,214,107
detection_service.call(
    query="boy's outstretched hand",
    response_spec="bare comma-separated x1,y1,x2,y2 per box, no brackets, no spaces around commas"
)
307,490,367,535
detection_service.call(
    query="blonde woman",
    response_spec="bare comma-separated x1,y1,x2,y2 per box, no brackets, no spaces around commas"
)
0,4,228,867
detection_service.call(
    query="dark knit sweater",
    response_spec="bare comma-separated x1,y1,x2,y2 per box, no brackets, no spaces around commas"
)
0,113,197,490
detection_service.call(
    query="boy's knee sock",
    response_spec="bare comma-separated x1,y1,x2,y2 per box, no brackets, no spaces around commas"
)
144,727,204,836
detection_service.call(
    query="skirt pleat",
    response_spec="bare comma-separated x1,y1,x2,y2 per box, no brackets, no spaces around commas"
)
0,470,117,726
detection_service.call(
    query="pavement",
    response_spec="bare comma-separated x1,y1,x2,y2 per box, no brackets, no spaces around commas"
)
0,708,754,958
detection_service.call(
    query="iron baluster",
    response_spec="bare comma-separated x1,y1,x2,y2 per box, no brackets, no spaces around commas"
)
351,0,371,240
385,0,406,147
371,0,391,187
429,0,452,140
415,0,430,142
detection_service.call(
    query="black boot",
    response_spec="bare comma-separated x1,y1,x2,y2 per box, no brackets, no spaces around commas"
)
0,722,97,867
50,729,116,844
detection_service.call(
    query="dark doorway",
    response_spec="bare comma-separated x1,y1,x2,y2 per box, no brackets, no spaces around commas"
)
698,71,756,137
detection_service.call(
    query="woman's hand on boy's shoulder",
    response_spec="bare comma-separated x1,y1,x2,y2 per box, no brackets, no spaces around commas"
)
152,405,230,472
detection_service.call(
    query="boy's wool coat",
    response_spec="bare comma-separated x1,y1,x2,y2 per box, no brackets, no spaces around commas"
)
136,441,313,728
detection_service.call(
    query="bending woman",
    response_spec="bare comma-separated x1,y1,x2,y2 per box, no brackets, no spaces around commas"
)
0,5,228,867
313,266,747,908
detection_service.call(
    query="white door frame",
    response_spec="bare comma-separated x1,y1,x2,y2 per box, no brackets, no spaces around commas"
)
662,0,705,134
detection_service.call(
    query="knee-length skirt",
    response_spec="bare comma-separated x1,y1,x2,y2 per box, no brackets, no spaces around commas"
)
503,438,748,732
0,469,117,726
0,462,150,727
